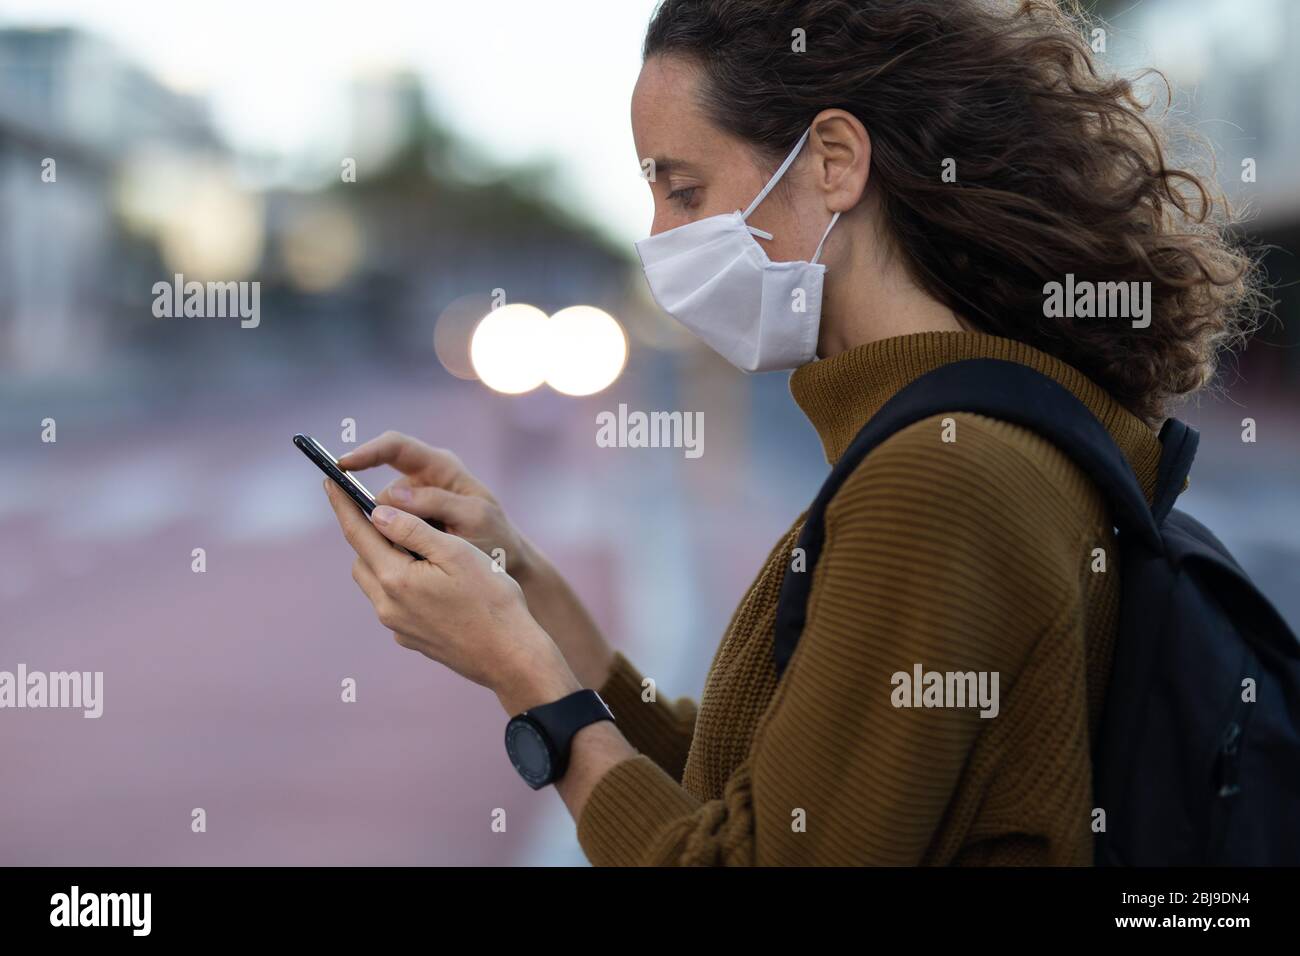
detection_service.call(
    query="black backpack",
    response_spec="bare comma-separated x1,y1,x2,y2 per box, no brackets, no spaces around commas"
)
772,358,1300,865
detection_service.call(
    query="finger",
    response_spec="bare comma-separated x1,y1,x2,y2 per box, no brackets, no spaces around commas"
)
336,431,442,476
352,558,405,638
339,433,486,495
335,431,411,471
350,555,384,607
370,505,457,569
325,479,414,571
377,482,478,526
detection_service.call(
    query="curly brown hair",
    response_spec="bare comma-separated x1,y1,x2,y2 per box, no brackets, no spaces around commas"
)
644,0,1263,423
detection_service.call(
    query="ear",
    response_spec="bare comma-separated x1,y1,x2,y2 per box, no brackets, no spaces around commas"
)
808,109,871,213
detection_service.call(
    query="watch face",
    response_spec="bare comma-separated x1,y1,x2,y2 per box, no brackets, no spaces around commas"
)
505,717,553,789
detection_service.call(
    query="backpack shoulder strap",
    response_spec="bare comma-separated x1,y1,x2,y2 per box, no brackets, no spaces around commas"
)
772,357,1168,679
1153,417,1198,523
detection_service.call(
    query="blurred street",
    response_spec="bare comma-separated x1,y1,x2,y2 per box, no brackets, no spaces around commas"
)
2,361,1297,865
0,363,822,865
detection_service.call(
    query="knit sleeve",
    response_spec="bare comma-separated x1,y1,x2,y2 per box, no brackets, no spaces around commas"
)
594,651,698,781
576,414,1083,865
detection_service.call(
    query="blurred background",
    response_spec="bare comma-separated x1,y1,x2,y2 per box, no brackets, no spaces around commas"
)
1,0,1297,866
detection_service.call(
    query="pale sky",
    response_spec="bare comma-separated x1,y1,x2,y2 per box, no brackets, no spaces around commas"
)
0,0,661,245
4,0,1288,245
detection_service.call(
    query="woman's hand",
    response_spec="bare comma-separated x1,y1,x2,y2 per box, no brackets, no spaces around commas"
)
337,431,536,581
323,479,580,714
325,440,635,828
336,431,617,689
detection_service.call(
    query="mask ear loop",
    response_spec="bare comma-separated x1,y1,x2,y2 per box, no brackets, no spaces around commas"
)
740,127,813,239
810,212,840,265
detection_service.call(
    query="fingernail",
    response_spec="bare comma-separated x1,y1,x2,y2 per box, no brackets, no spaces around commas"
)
371,505,396,526
391,486,412,503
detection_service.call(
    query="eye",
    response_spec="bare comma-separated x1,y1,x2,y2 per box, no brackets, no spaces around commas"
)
666,186,699,209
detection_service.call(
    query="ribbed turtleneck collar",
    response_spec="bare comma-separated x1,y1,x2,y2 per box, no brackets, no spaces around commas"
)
788,331,1163,500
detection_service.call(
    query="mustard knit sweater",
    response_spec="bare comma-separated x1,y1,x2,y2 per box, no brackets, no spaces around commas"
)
576,331,1162,866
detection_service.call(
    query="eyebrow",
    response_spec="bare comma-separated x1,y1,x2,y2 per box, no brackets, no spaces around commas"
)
647,156,701,178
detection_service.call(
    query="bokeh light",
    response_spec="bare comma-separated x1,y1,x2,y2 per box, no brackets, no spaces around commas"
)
115,151,264,280
469,303,550,394
280,202,363,293
544,306,627,396
433,293,493,381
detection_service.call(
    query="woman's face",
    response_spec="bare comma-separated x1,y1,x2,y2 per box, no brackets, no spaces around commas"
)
631,55,829,265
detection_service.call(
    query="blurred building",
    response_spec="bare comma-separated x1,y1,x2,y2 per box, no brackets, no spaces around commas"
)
258,69,636,364
0,36,638,390
0,26,223,377
0,27,222,376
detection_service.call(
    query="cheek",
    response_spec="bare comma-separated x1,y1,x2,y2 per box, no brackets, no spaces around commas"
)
749,205,822,263
647,189,739,236
645,167,783,238
754,233,800,263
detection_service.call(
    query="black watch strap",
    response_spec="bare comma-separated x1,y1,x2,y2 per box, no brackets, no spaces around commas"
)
510,689,614,787
529,689,613,746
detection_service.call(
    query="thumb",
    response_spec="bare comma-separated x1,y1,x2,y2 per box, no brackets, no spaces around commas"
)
370,505,451,566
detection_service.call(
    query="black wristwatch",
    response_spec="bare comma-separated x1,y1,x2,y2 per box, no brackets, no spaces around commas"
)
505,689,614,789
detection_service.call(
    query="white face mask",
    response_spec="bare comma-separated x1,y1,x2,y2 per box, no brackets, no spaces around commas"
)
635,126,840,373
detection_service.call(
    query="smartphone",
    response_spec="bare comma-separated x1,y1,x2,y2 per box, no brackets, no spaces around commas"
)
294,433,440,559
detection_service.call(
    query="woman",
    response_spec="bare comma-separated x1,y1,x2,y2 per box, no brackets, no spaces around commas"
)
325,0,1257,865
